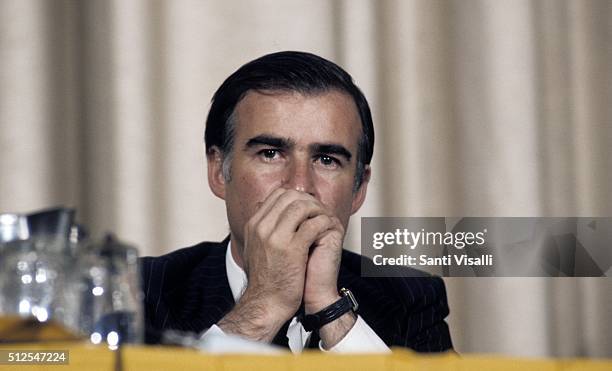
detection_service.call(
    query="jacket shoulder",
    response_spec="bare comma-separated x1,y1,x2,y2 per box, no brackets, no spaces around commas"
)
140,240,227,301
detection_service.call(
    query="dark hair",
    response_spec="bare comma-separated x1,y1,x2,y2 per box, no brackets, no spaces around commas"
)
204,51,374,190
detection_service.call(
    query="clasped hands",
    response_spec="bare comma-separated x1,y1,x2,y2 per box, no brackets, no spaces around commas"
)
218,188,355,347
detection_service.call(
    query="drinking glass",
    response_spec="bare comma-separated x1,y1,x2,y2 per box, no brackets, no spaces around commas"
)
70,235,144,348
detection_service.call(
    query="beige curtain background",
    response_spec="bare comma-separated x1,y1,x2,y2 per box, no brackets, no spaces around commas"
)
1,0,610,358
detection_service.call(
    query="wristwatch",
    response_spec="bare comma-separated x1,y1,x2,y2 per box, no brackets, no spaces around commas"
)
300,288,359,332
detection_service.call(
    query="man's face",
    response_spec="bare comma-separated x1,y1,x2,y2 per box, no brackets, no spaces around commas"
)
208,89,370,250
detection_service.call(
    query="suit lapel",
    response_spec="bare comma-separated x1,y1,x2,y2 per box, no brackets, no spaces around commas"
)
163,238,235,333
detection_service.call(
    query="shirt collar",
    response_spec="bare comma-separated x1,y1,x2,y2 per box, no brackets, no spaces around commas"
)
225,240,248,303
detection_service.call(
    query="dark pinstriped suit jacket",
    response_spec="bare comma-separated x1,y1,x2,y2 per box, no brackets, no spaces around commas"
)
140,238,453,352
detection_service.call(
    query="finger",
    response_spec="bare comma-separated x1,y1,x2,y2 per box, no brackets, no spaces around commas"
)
257,189,318,234
329,216,345,235
275,199,332,238
249,187,287,226
312,219,344,251
292,214,334,249
312,216,344,242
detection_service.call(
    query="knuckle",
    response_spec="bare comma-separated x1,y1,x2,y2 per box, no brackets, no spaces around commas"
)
305,199,320,210
287,199,301,209
282,189,300,201
306,215,327,231
289,189,304,197
300,218,317,232
317,214,331,225
287,199,307,214
254,223,268,238
268,230,282,245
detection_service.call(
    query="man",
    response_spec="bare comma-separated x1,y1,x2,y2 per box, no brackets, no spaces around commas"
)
141,51,453,353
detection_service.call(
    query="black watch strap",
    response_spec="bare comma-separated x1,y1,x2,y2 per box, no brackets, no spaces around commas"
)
299,288,358,332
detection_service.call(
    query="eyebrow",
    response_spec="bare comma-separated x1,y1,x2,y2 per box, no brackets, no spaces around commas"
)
245,135,295,150
245,134,353,162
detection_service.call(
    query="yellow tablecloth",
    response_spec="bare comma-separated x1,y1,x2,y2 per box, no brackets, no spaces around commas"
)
1,342,610,371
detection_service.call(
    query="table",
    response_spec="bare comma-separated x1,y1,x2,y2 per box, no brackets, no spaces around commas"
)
1,342,610,371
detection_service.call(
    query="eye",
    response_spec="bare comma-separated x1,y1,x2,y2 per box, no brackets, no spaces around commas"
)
316,155,341,169
258,149,281,161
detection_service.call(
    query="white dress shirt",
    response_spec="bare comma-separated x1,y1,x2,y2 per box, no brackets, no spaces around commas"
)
199,242,391,354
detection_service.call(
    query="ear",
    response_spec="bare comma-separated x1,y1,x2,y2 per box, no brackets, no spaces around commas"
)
207,146,226,200
350,165,371,214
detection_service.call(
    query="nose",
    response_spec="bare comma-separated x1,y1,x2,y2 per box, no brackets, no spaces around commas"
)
282,158,316,196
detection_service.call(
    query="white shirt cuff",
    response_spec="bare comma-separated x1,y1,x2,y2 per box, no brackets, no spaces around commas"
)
200,324,226,339
198,325,286,354
320,315,391,354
